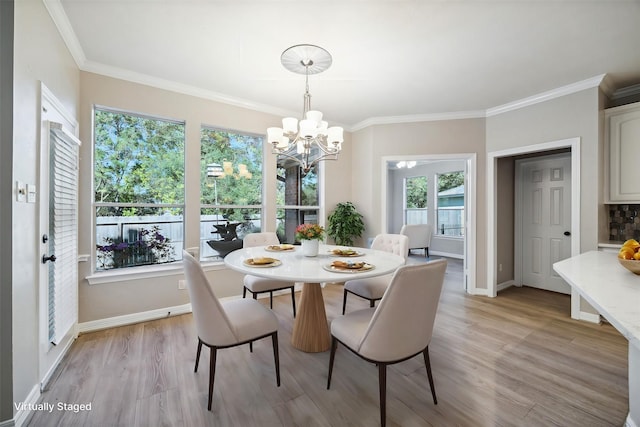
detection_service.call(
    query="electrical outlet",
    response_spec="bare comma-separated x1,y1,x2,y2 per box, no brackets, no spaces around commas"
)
498,263,503,272
178,280,186,290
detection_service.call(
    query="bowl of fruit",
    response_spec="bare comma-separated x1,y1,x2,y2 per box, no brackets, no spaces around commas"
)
618,239,640,275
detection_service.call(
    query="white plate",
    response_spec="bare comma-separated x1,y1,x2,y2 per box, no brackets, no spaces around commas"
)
243,258,282,268
323,262,374,273
264,245,296,252
328,249,364,257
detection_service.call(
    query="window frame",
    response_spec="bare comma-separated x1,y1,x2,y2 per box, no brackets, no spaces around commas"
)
199,125,265,260
92,105,186,272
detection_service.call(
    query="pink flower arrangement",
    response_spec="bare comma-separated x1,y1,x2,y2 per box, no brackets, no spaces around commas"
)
295,223,325,241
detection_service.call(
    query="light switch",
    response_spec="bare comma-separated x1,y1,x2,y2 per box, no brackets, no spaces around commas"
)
16,181,26,202
27,184,36,203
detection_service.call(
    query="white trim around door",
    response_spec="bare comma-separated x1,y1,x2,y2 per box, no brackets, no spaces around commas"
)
487,137,586,320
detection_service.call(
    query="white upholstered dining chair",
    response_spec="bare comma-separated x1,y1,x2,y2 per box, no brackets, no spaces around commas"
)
242,232,296,317
182,250,281,411
327,259,447,427
342,233,409,314
400,223,433,257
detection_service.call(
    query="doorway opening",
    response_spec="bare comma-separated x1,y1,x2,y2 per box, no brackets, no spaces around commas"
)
487,137,583,319
381,153,476,294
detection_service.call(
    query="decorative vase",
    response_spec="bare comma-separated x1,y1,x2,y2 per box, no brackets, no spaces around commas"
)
301,239,320,257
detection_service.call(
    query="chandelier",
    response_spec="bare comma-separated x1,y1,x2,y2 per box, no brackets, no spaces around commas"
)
267,44,344,174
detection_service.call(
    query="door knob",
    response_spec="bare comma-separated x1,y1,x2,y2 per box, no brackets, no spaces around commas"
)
42,254,57,264
563,231,571,236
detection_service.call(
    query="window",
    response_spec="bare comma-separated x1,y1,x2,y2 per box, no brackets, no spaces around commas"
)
276,162,320,243
200,127,263,259
404,175,427,224
94,108,185,270
436,171,464,237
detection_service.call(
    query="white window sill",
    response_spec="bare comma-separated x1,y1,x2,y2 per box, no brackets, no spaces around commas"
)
433,235,464,241
85,258,227,285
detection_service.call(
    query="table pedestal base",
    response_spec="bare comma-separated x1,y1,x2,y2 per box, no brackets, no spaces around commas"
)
291,282,331,352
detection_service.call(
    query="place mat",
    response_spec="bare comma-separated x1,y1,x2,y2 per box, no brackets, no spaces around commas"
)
328,249,364,257
265,244,296,252
323,261,374,273
243,257,282,268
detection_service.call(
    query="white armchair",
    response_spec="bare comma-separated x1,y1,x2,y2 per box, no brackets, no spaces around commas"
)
400,224,433,257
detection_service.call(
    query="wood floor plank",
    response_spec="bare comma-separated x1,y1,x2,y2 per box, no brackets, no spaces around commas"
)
28,257,629,427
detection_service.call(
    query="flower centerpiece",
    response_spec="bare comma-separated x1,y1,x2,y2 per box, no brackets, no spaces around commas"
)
295,223,325,257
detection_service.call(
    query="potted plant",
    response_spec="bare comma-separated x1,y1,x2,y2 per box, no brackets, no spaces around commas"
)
295,223,325,257
327,202,365,246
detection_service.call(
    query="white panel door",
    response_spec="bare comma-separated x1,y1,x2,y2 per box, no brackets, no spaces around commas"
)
519,154,572,294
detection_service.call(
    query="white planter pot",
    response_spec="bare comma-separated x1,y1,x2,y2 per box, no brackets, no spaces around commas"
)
301,239,320,257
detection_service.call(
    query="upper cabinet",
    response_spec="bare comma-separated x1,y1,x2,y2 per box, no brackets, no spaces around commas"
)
606,101,640,203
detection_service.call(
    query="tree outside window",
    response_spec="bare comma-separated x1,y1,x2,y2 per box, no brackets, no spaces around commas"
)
405,176,427,224
94,108,185,270
200,127,263,259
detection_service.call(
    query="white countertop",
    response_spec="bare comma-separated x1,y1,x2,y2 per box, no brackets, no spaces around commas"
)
224,244,405,283
553,251,640,347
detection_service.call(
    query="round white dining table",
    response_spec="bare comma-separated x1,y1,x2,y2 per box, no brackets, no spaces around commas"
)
224,243,405,352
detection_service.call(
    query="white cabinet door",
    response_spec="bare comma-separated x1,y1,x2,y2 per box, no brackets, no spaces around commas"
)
607,102,640,202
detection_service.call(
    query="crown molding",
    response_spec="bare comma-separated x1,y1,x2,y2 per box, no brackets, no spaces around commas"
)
351,110,486,132
486,74,607,117
43,2,613,128
43,0,86,68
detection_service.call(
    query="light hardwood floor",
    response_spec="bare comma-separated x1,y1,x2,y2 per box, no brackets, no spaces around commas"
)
28,257,628,426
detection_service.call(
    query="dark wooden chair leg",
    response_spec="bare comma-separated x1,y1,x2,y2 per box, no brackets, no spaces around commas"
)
426,247,429,258
194,339,203,372
252,293,257,300
208,346,217,411
423,347,437,404
342,289,348,315
269,291,273,309
249,342,253,352
290,287,296,318
378,362,387,427
272,332,281,387
369,299,375,308
242,287,247,298
327,337,338,389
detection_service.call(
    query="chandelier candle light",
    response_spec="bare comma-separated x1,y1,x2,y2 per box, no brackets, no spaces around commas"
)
268,44,344,174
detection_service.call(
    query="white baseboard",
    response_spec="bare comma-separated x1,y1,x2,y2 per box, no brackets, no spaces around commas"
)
77,284,305,334
467,287,491,296
12,384,40,427
626,412,638,427
497,280,515,292
78,303,193,334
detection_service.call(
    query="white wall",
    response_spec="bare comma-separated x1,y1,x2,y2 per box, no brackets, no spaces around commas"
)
12,0,80,416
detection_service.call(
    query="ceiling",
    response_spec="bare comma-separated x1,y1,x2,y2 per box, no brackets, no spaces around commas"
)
49,0,640,130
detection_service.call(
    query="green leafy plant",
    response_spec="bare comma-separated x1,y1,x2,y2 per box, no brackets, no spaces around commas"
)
327,202,365,246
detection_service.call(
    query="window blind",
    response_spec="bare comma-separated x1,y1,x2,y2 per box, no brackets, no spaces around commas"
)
48,121,80,345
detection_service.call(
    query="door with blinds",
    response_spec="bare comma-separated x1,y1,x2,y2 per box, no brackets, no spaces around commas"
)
42,121,81,347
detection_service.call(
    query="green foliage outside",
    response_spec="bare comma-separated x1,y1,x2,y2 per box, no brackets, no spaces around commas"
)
201,128,263,223
406,176,427,208
94,109,185,216
405,171,464,209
